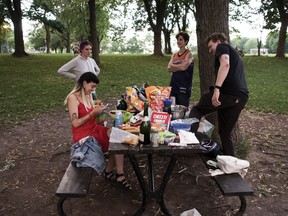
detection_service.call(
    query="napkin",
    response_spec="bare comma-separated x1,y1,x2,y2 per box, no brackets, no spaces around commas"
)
168,142,187,147
178,130,199,144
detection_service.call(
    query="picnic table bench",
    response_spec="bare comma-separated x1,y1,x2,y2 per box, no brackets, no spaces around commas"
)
201,154,254,216
55,162,94,216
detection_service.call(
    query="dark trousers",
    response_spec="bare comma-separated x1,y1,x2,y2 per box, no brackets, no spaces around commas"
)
171,92,190,107
189,90,247,156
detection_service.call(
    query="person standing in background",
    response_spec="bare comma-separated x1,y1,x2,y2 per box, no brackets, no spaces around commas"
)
58,40,100,100
189,32,249,156
167,32,194,107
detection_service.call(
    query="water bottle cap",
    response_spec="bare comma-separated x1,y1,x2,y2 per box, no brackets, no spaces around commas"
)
164,98,172,105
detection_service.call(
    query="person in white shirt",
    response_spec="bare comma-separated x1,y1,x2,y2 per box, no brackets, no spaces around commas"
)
58,40,100,99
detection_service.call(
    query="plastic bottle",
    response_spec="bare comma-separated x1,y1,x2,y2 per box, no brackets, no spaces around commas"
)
150,127,159,147
163,98,172,114
114,111,123,128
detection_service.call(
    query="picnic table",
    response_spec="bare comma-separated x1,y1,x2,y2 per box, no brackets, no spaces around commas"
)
56,132,253,216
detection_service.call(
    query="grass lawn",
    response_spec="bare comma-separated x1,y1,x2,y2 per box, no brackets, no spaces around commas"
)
0,53,287,127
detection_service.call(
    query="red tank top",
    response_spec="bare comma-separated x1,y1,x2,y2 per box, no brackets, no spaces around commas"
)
72,101,109,151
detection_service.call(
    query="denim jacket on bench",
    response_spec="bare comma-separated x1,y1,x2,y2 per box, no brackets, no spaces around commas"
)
70,136,106,175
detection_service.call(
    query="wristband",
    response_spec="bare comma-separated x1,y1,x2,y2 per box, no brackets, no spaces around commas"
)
214,85,221,90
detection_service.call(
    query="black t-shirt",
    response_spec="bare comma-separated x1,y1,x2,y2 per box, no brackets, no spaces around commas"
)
215,43,249,101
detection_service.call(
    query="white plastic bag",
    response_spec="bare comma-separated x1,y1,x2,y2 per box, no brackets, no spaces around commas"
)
197,118,214,138
207,155,250,177
217,155,250,175
180,208,202,216
109,127,139,145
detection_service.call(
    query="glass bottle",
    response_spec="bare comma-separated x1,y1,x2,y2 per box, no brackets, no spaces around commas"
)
139,102,151,145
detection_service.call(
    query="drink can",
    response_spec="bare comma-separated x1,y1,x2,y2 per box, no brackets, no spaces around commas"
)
114,111,123,128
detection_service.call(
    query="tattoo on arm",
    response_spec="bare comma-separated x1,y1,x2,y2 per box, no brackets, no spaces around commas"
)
71,113,78,121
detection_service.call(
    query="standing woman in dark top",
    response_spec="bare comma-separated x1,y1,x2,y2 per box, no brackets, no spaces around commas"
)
167,32,194,107
189,32,249,156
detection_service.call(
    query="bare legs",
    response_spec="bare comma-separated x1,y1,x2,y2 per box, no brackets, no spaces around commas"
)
105,154,125,181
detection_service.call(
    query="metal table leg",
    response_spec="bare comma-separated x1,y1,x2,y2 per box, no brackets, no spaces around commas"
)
128,154,147,216
158,154,178,215
57,197,67,216
234,195,247,216
128,153,178,216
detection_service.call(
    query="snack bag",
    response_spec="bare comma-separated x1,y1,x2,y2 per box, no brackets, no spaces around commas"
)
124,87,144,112
145,86,171,111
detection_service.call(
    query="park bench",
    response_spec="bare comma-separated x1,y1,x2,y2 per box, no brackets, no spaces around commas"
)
201,154,254,216
56,162,94,216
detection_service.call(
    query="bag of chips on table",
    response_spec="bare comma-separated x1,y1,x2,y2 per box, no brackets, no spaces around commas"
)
145,86,171,111
123,87,144,112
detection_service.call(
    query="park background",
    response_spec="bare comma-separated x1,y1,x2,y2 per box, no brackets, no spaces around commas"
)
0,0,288,216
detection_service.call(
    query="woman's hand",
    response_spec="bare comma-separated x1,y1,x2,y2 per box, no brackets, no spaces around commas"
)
91,104,108,116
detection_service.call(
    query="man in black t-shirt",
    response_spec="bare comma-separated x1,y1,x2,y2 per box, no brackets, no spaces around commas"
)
189,32,249,156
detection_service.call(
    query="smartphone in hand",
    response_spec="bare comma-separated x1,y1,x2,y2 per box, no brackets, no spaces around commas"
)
102,104,109,109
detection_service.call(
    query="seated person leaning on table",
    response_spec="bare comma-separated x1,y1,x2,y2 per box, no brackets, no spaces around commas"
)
64,72,132,190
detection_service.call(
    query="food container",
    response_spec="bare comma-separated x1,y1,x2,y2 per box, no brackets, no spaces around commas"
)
171,105,188,120
108,110,126,119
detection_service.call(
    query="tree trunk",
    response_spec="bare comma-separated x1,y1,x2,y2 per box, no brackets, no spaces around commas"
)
257,38,262,56
153,26,164,56
65,32,71,53
195,0,242,146
195,0,229,93
88,0,100,65
275,0,288,58
44,24,50,54
143,0,167,57
163,30,172,54
5,0,28,57
276,19,287,58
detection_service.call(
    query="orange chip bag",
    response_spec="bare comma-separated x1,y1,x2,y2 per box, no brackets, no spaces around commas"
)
145,86,171,111
124,87,144,111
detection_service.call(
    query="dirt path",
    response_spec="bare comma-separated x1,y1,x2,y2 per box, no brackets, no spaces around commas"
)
0,109,287,216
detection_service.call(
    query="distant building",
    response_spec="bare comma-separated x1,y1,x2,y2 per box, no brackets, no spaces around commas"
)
250,48,268,55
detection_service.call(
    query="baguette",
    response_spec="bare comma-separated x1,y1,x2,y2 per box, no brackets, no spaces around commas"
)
119,125,139,132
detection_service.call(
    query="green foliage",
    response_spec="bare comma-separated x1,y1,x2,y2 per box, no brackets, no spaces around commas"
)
102,36,144,54
28,27,46,50
243,38,258,53
260,0,281,30
0,54,287,128
231,37,250,52
265,31,288,53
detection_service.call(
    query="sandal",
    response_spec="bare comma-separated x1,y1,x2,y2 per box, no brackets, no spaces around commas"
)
115,173,132,190
104,170,116,181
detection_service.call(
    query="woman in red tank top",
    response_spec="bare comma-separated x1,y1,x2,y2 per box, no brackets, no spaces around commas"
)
64,72,132,190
